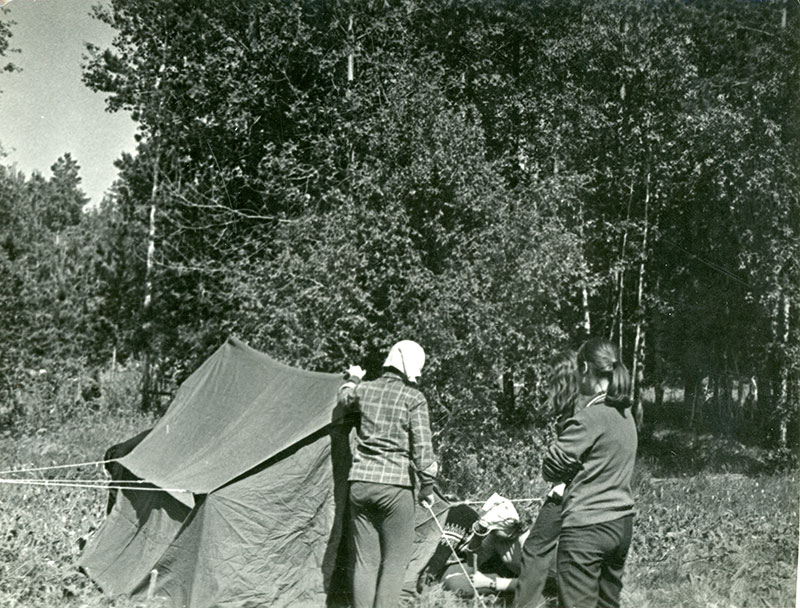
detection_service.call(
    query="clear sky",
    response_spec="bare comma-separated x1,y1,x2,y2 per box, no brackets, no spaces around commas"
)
0,0,137,206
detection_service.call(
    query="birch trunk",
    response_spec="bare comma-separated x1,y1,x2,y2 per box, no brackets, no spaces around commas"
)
778,295,790,447
611,179,635,346
582,286,591,337
141,149,159,410
631,172,649,402
140,60,165,410
347,15,354,84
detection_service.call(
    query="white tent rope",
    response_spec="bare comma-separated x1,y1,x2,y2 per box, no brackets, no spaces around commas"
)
3,476,152,485
424,502,488,608
461,497,543,505
0,466,545,505
0,478,191,493
418,498,543,528
0,460,194,493
0,463,544,504
0,459,113,475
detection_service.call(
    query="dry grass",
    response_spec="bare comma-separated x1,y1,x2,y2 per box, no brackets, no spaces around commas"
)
0,410,156,608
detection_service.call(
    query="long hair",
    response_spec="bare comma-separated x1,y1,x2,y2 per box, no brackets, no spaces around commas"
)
577,338,631,408
547,350,579,430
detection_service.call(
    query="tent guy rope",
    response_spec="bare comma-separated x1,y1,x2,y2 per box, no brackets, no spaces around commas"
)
2,461,545,505
0,460,192,493
1,476,153,485
461,497,543,505
0,478,191,493
0,459,112,475
425,502,489,608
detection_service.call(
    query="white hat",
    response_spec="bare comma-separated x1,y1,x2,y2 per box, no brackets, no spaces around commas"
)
383,340,425,383
478,493,519,529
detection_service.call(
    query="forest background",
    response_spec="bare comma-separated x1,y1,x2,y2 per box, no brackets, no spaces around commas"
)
0,1,797,605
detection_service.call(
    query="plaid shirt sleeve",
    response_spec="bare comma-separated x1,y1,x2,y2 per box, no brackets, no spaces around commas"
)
409,394,437,485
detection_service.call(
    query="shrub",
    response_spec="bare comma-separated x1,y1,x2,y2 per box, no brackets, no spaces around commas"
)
1,358,144,436
1,357,98,436
96,359,143,414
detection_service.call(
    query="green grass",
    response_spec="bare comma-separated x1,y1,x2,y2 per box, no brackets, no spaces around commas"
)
626,471,797,607
0,405,796,608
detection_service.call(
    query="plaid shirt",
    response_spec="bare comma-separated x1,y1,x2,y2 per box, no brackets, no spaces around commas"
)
340,370,437,488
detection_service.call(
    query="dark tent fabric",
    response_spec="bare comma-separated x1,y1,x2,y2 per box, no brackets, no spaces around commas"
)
80,337,448,608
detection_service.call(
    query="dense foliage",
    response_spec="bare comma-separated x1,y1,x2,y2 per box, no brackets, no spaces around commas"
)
0,0,798,483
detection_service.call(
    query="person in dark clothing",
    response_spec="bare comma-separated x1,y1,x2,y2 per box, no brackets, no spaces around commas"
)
514,351,580,608
542,338,637,608
339,340,439,608
419,495,528,598
417,503,481,589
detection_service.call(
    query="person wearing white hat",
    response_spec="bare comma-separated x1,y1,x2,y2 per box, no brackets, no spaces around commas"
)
339,340,438,608
421,493,529,597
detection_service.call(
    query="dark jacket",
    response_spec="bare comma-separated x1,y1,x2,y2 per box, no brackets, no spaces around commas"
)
542,394,637,527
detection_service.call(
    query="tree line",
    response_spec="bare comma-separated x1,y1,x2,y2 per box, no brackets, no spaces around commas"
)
0,0,797,486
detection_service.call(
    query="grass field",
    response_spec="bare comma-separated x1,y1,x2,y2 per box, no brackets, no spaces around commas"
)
0,401,796,608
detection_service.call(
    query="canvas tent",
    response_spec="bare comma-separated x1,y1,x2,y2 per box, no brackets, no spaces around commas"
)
80,337,449,608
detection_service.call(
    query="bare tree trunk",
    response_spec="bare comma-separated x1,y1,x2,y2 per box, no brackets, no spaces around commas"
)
730,352,748,432
347,15,355,85
142,149,160,410
651,276,665,410
732,352,744,409
611,179,634,346
144,171,158,312
684,340,705,433
609,271,619,344
633,330,645,432
745,375,758,422
582,286,591,337
617,271,624,354
654,336,664,409
631,172,649,403
778,294,791,447
687,376,697,429
721,358,734,434
140,59,166,411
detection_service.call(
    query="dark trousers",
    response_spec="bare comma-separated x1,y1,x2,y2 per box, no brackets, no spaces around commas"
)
349,481,415,608
514,495,562,608
556,515,633,608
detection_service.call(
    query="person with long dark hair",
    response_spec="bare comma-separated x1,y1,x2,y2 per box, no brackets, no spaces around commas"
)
514,350,580,608
542,338,637,608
